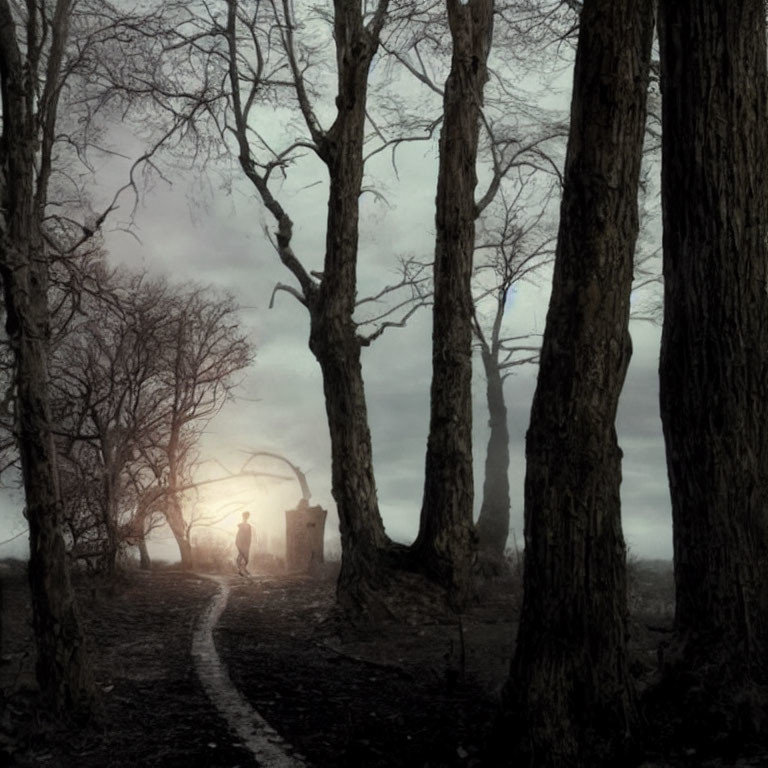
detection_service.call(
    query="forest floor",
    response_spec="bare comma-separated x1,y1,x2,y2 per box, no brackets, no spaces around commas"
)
0,556,763,767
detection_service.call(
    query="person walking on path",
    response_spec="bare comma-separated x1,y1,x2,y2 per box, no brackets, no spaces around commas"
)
235,511,252,576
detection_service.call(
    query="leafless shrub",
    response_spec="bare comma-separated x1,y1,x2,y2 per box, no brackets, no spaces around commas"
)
191,533,233,573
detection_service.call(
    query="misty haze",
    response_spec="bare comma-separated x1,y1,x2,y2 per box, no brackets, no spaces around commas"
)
2,1,767,767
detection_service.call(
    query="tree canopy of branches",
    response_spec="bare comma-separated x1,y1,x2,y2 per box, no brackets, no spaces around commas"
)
5,2,768,763
118,0,578,623
51,267,169,577
0,0,208,712
48,266,252,572
131,0,500,617
149,283,253,568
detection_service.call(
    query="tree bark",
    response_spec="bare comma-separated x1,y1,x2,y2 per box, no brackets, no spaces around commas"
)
103,499,119,577
0,0,92,715
102,451,122,578
163,382,194,567
307,0,393,619
657,0,768,712
310,328,391,616
226,0,403,619
475,346,511,562
414,0,493,609
501,1,654,764
137,535,151,570
165,493,193,569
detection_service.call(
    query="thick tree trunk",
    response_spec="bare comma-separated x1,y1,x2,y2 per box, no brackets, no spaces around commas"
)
308,1,392,620
229,1,400,619
103,514,119,576
475,347,510,562
25,437,92,714
137,535,151,570
657,0,768,717
2,232,92,715
165,497,193,569
0,0,92,715
102,437,132,577
414,0,493,609
310,328,391,616
103,472,120,578
501,1,654,765
164,424,193,569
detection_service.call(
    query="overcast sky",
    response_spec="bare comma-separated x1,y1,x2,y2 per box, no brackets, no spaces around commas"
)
0,15,672,563
101,140,669,563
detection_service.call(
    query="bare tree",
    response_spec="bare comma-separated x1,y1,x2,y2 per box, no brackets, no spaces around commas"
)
41,258,252,573
137,0,405,615
501,0,654,764
412,0,494,608
150,285,252,568
120,459,169,570
53,276,253,571
379,0,566,590
0,0,94,713
115,1,562,615
50,270,172,575
0,0,203,710
657,0,768,738
472,182,556,563
359,180,557,573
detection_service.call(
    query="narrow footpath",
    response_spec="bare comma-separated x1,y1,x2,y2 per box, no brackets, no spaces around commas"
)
192,574,307,767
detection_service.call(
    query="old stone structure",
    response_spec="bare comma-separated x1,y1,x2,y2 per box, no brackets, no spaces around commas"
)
284,501,327,573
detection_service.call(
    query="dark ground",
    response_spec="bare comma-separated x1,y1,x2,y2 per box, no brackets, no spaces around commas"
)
0,557,763,767
1,559,515,768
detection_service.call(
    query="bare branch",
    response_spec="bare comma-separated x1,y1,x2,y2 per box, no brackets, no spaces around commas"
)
240,450,312,501
269,282,307,308
358,300,430,346
274,0,325,144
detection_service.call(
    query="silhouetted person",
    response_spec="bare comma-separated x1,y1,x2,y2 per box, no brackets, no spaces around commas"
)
235,511,252,576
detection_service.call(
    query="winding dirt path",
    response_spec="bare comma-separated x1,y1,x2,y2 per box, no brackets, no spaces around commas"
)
192,574,307,767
